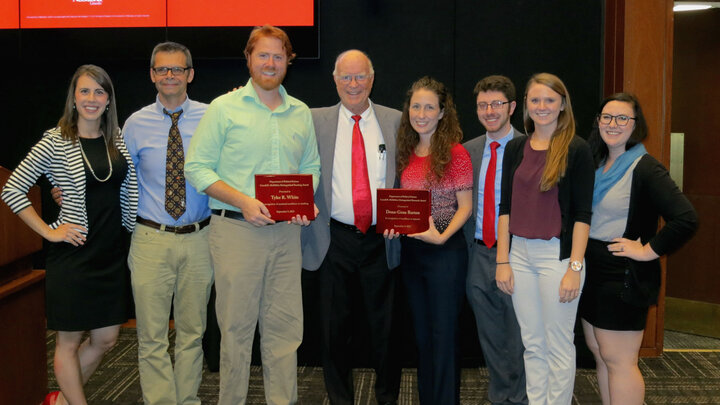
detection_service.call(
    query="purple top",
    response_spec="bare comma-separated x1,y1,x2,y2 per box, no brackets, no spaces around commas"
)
509,140,561,239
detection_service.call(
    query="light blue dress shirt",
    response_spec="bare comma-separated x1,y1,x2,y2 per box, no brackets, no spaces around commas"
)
123,95,211,226
475,128,514,240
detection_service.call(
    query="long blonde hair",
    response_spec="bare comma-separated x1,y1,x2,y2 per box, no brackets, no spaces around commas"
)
523,73,576,191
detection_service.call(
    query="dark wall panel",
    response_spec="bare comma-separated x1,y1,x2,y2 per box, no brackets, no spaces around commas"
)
667,9,720,305
2,0,602,169
455,1,603,139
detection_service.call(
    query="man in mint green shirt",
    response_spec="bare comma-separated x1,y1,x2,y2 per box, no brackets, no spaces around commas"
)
185,25,320,405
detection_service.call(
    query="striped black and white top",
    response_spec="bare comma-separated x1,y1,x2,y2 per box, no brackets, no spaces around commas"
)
1,127,138,234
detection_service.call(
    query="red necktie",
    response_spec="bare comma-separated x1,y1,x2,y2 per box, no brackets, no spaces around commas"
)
351,115,372,233
482,142,500,247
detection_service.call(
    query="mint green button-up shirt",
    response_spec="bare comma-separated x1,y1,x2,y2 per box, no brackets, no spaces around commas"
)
185,79,320,212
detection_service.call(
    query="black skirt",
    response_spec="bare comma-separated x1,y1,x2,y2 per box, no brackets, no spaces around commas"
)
578,238,648,331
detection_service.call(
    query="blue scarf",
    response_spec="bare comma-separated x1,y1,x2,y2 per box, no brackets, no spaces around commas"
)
592,143,647,207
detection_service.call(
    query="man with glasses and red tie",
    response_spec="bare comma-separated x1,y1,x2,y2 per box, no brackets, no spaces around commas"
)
301,49,401,405
122,41,214,405
462,75,528,405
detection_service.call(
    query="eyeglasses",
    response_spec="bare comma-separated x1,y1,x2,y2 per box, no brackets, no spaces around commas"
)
152,66,192,75
477,101,510,110
598,113,635,126
336,74,371,84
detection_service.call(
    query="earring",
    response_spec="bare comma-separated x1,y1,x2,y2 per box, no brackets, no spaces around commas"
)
73,104,76,110
106,106,109,112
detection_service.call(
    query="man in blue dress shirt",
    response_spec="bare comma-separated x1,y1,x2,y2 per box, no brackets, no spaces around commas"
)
123,41,213,405
462,75,528,405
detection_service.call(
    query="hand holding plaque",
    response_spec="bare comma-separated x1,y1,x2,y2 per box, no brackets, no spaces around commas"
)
254,174,315,221
376,188,431,234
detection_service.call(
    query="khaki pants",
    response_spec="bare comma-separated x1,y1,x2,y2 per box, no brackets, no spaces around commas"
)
210,214,303,405
129,223,214,405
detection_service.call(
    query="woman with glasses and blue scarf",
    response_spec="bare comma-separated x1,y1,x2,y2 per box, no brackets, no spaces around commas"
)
578,93,697,405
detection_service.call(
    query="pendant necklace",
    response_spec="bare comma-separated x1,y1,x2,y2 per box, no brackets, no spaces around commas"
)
78,133,113,182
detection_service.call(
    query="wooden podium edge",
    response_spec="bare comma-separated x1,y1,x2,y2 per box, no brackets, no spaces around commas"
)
0,269,45,300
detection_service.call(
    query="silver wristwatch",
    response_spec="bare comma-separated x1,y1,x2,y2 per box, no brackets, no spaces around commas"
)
569,260,583,272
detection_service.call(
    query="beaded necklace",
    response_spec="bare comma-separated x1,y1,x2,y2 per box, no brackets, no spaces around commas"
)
78,134,113,182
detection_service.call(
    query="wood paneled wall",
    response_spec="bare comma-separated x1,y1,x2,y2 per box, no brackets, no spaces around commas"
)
604,0,675,357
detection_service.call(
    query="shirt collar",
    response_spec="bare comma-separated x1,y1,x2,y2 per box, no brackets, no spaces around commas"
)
240,78,291,113
339,99,374,123
154,94,190,115
486,126,514,149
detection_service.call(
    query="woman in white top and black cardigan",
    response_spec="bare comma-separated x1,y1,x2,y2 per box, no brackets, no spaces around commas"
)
1,65,137,405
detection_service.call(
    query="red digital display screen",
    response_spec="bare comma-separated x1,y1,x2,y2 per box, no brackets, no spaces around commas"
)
20,0,165,28
0,0,19,28
168,0,313,27
6,0,313,29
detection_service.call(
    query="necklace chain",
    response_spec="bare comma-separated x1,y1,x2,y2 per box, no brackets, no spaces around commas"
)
78,135,113,182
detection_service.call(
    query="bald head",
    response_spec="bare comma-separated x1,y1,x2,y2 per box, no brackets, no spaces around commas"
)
333,50,375,115
333,50,375,76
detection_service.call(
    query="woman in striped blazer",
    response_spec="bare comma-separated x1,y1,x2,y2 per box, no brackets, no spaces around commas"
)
1,65,137,405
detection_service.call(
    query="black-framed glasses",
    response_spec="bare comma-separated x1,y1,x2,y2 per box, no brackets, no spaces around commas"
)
598,113,635,126
477,100,510,110
152,66,192,75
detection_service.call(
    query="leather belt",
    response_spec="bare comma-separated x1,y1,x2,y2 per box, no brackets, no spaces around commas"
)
211,209,245,221
136,216,210,234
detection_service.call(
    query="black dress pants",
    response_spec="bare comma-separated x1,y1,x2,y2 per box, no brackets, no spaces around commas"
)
319,220,401,404
401,232,467,405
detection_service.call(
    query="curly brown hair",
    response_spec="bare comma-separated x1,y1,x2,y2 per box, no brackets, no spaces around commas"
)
397,76,463,185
